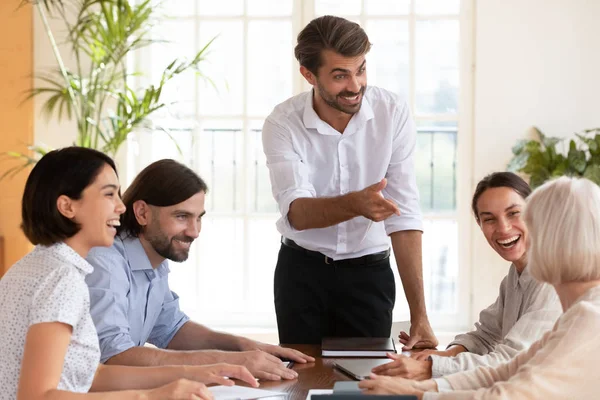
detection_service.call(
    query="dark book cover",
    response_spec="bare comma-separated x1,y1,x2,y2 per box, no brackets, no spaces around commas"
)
321,337,396,356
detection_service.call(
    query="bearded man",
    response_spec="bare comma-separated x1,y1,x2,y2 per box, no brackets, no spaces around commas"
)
86,159,313,380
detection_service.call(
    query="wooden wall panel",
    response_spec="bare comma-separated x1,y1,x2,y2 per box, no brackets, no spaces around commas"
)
0,2,34,276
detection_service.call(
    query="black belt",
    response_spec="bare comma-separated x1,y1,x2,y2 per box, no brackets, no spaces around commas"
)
281,237,390,266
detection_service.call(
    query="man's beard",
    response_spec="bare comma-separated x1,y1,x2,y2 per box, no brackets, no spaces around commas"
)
316,81,366,115
146,228,194,262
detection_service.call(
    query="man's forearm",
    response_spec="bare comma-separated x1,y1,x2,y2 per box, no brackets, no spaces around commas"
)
91,363,189,391
167,321,244,351
391,230,428,319
105,321,252,366
287,195,358,231
105,346,231,367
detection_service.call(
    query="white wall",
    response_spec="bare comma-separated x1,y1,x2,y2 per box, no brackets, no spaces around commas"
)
469,0,600,319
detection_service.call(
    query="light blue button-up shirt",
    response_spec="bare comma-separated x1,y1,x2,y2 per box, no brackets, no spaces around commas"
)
85,235,189,363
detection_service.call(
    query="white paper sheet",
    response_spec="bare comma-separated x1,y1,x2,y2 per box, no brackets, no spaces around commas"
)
305,389,333,400
209,385,287,400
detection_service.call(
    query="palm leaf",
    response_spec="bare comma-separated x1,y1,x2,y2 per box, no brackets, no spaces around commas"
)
0,144,51,181
19,0,66,13
155,125,184,156
6,0,214,176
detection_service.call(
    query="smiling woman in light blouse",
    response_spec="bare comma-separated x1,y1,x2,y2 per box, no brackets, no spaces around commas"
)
372,172,561,380
361,176,600,399
0,147,257,400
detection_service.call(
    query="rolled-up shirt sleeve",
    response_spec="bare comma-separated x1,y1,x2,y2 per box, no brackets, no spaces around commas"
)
147,288,189,349
431,279,561,377
262,117,316,231
85,252,137,363
383,100,423,234
447,278,507,356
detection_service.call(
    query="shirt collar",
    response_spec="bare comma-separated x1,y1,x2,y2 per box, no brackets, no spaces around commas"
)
120,235,170,276
302,89,374,135
575,285,600,305
45,242,94,275
510,263,534,290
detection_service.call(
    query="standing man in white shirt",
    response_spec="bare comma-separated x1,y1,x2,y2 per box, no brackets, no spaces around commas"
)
262,15,438,347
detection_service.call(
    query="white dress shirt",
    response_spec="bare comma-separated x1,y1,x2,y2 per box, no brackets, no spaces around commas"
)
262,86,423,260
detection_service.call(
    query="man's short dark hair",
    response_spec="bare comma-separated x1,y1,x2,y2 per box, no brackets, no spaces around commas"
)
21,146,118,246
472,172,532,223
294,15,372,75
119,159,208,237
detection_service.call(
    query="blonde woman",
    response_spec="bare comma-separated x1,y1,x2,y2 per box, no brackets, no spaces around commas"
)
361,176,600,398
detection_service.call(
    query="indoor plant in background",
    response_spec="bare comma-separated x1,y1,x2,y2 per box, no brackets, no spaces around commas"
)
507,126,600,188
1,0,213,179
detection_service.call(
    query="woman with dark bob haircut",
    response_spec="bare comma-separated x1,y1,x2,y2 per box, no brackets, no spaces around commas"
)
0,147,257,400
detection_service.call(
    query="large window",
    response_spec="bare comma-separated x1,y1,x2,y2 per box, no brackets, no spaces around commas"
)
128,0,465,331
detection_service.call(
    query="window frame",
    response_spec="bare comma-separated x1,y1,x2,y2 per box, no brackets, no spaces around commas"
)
123,0,476,332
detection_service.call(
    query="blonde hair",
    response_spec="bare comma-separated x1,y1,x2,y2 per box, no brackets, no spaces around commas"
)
525,176,600,284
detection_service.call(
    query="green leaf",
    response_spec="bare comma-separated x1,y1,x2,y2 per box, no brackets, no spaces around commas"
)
531,126,545,142
0,149,44,181
541,135,561,150
583,127,600,134
583,164,600,186
524,141,542,153
529,170,550,189
541,149,552,165
568,145,587,174
507,151,530,172
521,149,548,175
594,134,600,153
590,154,600,167
156,126,184,156
576,133,598,153
550,158,569,177
21,0,65,14
569,139,577,152
28,144,52,156
511,139,528,155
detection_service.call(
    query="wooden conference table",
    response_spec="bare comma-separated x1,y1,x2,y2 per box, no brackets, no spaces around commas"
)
239,344,357,400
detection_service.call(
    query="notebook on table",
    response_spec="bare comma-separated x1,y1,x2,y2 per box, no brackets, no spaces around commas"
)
321,337,396,357
332,359,393,380
312,396,417,400
308,386,417,400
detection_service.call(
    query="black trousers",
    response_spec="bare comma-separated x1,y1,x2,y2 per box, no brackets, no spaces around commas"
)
274,243,396,344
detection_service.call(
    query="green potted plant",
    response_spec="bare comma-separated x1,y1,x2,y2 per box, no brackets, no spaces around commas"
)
507,126,600,188
1,0,213,179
